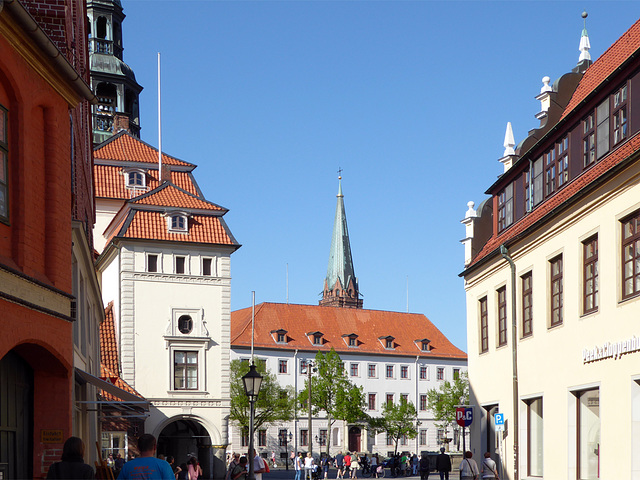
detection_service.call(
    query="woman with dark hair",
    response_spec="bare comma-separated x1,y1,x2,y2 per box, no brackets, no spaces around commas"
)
188,457,203,480
46,437,95,479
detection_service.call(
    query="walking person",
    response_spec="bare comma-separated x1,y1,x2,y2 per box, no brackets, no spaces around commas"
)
46,437,94,479
321,455,330,480
304,452,315,480
188,457,202,480
435,448,451,480
344,452,351,478
458,452,479,480
480,452,499,480
117,434,175,479
335,451,345,479
349,453,359,480
295,453,304,480
370,454,378,479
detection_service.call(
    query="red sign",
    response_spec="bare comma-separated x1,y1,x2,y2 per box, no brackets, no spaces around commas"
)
456,407,473,427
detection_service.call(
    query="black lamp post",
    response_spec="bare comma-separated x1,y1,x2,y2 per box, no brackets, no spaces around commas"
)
243,363,263,480
284,431,293,471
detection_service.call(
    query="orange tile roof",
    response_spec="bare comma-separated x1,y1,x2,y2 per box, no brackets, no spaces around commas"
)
94,131,194,166
562,18,640,120
468,131,640,269
130,183,225,211
94,165,200,199
231,302,467,359
100,301,144,400
117,210,238,246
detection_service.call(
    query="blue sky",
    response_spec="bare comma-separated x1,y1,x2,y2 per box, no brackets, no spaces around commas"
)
120,1,640,352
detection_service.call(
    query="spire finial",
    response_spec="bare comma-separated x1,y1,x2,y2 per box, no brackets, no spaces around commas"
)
579,10,591,63
337,168,343,197
503,122,515,157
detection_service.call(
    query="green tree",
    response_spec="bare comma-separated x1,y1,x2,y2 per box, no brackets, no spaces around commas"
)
298,348,367,455
425,371,469,445
229,359,295,435
369,400,418,456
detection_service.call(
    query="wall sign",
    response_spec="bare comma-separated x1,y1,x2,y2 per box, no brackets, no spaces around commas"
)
41,430,64,444
583,335,640,364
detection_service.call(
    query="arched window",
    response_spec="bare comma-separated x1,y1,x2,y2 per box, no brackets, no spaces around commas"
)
128,171,144,187
171,215,186,231
96,16,107,39
178,315,193,334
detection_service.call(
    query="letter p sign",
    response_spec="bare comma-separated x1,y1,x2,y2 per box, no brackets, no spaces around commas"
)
456,407,473,427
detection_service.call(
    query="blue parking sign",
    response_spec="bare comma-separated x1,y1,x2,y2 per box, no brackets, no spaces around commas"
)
494,413,504,425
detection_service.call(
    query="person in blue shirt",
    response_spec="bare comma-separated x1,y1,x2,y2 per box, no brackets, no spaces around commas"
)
118,434,175,479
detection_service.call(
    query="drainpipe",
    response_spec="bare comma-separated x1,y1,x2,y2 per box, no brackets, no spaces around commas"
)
500,245,519,480
415,355,419,455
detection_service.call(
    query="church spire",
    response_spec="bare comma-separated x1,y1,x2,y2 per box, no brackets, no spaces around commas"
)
319,175,362,309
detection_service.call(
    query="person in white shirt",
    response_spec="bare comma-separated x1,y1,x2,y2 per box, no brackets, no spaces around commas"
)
480,452,499,479
304,452,315,480
253,450,266,480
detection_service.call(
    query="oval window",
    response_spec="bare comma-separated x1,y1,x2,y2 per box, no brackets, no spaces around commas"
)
178,315,193,334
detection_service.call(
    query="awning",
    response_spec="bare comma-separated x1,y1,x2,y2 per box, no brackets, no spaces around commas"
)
75,368,150,415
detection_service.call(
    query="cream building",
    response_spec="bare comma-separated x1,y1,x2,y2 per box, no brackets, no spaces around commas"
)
460,16,640,480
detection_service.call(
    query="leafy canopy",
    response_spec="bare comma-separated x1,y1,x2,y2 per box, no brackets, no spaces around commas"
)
425,370,469,437
368,400,418,456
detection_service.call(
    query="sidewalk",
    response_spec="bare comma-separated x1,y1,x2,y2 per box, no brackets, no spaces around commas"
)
262,467,460,480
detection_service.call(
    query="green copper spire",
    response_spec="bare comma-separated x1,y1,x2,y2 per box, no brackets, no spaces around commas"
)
320,176,362,308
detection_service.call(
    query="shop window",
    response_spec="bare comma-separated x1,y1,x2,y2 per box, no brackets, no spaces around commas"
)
576,389,600,479
526,398,543,477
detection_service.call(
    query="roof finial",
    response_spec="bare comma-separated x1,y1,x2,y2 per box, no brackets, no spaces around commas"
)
579,10,591,63
503,122,515,157
337,167,343,197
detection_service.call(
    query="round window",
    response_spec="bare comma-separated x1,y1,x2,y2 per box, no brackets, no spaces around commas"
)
178,315,193,334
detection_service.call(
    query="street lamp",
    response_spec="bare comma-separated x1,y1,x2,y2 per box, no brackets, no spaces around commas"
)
243,363,263,480
284,431,293,471
305,361,316,455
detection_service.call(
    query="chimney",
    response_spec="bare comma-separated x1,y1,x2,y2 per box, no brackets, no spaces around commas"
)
160,164,172,183
113,113,131,134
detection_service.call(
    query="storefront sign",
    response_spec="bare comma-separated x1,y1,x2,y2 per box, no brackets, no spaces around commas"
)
41,430,64,443
583,335,640,363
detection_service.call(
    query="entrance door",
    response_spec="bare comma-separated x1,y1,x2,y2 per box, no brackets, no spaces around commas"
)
348,427,361,453
0,351,34,479
158,420,214,478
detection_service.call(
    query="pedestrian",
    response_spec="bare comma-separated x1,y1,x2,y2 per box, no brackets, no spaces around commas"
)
435,448,451,480
458,452,479,480
349,453,359,479
480,452,499,480
46,436,94,479
344,452,351,477
226,454,241,480
117,434,175,479
272,451,277,468
176,463,189,480
411,454,418,476
419,454,430,480
188,457,203,480
321,455,330,479
231,457,248,480
370,454,378,479
253,450,267,480
295,452,304,480
114,454,125,478
304,452,315,480
335,451,345,479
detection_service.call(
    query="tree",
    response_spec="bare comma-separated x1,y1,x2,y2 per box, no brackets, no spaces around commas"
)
229,359,295,436
297,348,367,456
425,371,469,446
369,400,418,456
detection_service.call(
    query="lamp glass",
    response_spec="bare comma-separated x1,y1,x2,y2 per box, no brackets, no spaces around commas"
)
242,363,263,402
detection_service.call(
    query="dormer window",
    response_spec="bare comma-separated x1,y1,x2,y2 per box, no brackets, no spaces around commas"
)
415,338,431,352
314,335,322,345
166,211,189,233
342,333,358,348
124,168,147,189
271,329,288,344
379,336,395,350
307,331,324,346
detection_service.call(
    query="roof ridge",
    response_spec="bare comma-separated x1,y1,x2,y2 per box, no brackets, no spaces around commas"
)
127,181,227,211
230,303,264,344
94,130,196,167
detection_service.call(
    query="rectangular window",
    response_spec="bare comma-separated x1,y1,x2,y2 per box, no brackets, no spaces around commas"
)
550,256,563,326
419,395,427,411
400,366,408,379
350,363,359,377
0,105,7,221
526,398,543,477
258,429,267,447
480,297,488,353
622,211,640,299
437,367,444,381
279,429,288,447
613,84,628,145
368,393,376,411
386,434,393,446
497,287,507,346
400,394,408,404
583,236,598,313
419,365,428,380
436,429,444,444
532,157,544,207
174,351,197,390
202,258,212,276
583,113,595,168
368,364,376,378
400,434,407,446
279,360,287,374
300,359,308,375
577,389,600,479
314,335,322,345
147,254,158,273
498,183,514,232
319,429,327,446
385,338,393,349
419,430,427,446
386,365,394,378
300,429,308,447
277,333,286,343
348,336,357,347
241,428,249,447
175,256,186,274
386,394,394,407
453,368,460,380
596,98,610,159
522,272,533,338
556,136,569,188
544,147,556,196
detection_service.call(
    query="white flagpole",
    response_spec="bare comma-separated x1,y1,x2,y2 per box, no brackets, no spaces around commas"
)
157,52,162,179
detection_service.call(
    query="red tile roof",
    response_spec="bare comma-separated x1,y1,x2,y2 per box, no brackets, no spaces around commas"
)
231,303,467,359
130,183,225,211
94,165,200,199
562,18,640,120
94,131,194,166
468,131,640,269
99,302,144,400
117,210,238,246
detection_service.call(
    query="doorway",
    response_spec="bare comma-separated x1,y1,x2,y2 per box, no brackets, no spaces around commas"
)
348,426,361,453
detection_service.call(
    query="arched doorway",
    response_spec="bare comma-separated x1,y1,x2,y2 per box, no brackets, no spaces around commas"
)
158,419,214,478
348,426,361,453
0,351,34,479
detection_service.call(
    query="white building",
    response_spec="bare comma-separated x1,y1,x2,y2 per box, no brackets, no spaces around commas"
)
230,178,467,460
460,16,640,480
94,131,240,477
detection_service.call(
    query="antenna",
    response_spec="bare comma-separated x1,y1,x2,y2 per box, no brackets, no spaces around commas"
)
157,52,162,178
286,263,289,304
251,291,255,363
406,275,409,313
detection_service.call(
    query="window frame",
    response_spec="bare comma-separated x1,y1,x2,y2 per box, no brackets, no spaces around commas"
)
202,257,213,276
583,235,599,313
368,393,376,411
173,350,198,390
400,365,409,379
622,211,640,300
175,255,186,275
436,367,444,381
497,287,507,346
300,429,308,447
385,365,394,379
258,429,267,447
479,297,488,353
550,255,564,327
497,183,514,232
279,359,288,374
386,393,394,407
368,364,377,378
147,253,159,273
612,84,628,145
419,394,427,411
419,365,428,380
350,363,359,377
526,397,543,477
583,113,595,168
521,272,533,338
0,105,8,223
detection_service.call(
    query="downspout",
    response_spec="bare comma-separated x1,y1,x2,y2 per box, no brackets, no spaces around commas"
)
500,245,519,480
415,355,419,455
